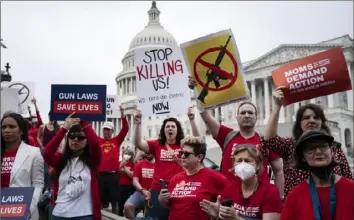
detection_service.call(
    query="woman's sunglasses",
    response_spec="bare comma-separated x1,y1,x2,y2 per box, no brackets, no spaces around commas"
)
68,134,86,141
178,150,195,158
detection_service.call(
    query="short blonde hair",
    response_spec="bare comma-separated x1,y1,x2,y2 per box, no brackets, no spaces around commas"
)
231,144,263,174
181,136,206,162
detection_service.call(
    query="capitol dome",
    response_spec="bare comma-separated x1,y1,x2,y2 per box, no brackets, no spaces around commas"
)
128,1,177,50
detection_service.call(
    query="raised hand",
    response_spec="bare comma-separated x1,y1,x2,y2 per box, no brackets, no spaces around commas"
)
31,98,36,104
63,112,80,130
120,105,125,117
273,86,286,107
134,109,142,125
188,75,197,89
187,106,195,120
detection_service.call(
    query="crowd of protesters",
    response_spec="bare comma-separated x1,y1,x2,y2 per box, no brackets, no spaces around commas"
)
1,76,353,220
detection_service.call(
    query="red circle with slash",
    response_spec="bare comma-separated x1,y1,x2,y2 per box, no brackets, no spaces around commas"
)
193,47,238,91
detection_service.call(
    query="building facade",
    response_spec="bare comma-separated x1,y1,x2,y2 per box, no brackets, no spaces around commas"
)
92,2,354,161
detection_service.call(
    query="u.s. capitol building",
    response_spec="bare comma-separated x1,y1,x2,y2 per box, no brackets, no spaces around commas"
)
92,2,353,161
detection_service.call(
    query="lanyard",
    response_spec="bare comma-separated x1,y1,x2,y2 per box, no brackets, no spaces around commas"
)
309,175,336,220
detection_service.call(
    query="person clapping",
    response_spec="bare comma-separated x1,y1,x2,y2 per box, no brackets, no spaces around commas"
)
200,144,282,220
158,136,229,220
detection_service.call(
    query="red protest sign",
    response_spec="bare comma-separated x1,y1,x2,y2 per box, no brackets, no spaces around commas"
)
272,47,352,106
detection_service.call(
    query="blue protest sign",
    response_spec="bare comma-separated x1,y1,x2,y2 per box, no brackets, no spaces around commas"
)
0,187,34,220
50,84,107,121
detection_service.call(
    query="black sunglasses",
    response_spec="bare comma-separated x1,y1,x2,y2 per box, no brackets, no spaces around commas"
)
178,151,195,158
68,134,86,141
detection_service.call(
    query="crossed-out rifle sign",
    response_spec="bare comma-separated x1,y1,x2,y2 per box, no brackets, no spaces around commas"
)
193,35,239,104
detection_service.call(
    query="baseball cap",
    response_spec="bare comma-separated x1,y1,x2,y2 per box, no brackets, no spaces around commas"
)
102,121,114,130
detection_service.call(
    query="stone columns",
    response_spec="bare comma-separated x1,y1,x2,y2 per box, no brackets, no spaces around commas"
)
327,94,334,108
130,114,134,140
347,62,353,111
292,102,300,121
263,77,270,122
251,80,256,105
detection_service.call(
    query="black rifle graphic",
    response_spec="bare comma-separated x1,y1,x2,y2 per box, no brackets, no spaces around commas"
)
198,35,232,103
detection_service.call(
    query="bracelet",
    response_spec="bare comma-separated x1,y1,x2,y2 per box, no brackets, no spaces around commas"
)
140,188,147,192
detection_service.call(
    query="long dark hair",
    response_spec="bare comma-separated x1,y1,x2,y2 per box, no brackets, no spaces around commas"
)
292,103,331,141
56,124,94,174
48,111,60,132
1,112,29,163
158,117,184,145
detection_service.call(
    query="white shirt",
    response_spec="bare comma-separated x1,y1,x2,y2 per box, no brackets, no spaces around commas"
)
53,157,93,217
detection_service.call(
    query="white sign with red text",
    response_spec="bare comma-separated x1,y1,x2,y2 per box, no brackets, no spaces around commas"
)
134,46,191,117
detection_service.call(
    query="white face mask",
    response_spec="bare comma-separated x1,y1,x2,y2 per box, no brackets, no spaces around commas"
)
234,162,256,181
123,154,132,161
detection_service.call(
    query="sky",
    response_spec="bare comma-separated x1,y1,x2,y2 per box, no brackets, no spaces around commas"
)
1,1,353,122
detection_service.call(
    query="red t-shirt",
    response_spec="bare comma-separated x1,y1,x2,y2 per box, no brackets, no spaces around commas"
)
147,140,184,191
29,127,40,147
1,149,18,187
119,161,134,185
133,160,155,190
281,177,354,220
98,137,121,172
28,136,37,147
216,125,279,182
222,178,282,219
168,168,229,220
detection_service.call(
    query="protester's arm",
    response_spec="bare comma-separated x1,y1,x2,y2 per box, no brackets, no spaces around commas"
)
270,157,284,198
32,98,43,127
188,107,201,137
30,149,44,216
264,87,285,140
115,107,129,147
123,163,134,179
261,185,282,220
37,125,44,148
260,137,294,161
133,109,150,153
200,110,220,139
43,128,66,168
81,121,102,168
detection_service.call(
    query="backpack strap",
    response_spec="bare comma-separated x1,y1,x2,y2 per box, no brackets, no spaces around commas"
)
223,130,240,151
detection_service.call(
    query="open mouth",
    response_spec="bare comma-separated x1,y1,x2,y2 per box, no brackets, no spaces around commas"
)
168,131,173,135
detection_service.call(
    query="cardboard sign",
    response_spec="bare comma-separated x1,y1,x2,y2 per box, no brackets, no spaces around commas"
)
181,29,250,110
0,187,34,220
135,46,191,116
50,84,107,121
1,88,20,117
106,94,121,118
272,47,352,106
1,81,35,116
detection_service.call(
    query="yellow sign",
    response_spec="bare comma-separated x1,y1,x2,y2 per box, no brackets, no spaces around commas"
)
181,29,250,109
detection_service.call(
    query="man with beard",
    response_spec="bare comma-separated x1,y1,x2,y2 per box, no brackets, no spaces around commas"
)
189,77,284,197
123,153,155,220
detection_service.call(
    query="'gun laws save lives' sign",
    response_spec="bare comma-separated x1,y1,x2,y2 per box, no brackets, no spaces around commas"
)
135,46,191,116
0,187,34,220
50,84,107,121
272,47,352,106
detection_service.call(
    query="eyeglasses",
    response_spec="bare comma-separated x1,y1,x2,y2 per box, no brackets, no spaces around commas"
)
68,134,86,141
178,151,195,158
304,144,330,154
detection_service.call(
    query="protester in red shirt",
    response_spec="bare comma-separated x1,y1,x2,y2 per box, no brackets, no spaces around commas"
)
201,144,282,220
133,107,201,220
1,112,44,220
118,148,135,217
28,98,43,147
263,87,353,199
281,130,354,220
124,152,155,220
98,106,128,215
188,77,284,197
158,136,229,220
43,113,102,220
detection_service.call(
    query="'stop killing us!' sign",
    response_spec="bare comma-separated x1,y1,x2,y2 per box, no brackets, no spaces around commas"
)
135,46,191,117
50,84,107,121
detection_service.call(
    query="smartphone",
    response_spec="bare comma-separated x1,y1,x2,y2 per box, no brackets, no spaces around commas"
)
221,199,233,207
159,179,167,189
